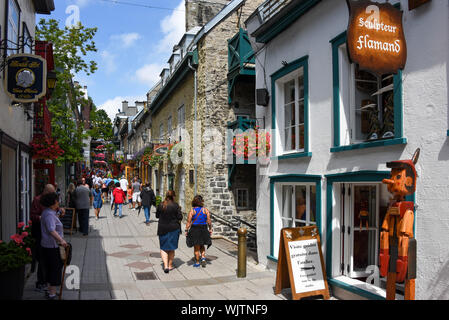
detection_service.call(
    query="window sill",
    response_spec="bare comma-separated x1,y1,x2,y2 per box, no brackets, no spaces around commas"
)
328,276,386,300
267,255,278,263
330,138,407,153
272,152,312,160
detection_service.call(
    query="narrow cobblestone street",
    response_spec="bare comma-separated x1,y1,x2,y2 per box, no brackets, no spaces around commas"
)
23,204,286,300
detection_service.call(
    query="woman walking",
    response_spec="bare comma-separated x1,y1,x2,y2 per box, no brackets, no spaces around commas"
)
156,190,182,273
92,184,103,220
40,192,68,300
185,195,212,268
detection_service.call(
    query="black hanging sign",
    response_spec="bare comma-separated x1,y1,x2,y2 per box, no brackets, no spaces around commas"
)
4,54,47,103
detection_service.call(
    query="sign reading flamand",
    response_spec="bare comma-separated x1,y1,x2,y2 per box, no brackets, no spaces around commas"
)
346,0,407,75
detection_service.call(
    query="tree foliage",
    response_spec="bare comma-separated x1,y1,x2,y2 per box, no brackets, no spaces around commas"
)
35,19,98,165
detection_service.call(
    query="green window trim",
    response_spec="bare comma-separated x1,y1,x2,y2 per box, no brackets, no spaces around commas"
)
330,138,407,153
271,55,310,157
324,170,415,299
271,152,312,161
330,32,405,152
268,174,322,260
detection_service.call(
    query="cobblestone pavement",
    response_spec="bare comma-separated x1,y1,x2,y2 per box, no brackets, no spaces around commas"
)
23,204,289,300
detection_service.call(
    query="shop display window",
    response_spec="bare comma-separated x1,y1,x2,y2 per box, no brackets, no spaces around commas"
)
280,184,316,228
339,44,396,145
339,183,389,283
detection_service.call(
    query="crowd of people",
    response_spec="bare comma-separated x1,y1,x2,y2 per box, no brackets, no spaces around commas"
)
29,167,214,299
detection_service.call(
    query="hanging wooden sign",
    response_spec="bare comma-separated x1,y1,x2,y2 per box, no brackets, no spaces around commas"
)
346,0,407,75
275,226,330,300
4,54,47,103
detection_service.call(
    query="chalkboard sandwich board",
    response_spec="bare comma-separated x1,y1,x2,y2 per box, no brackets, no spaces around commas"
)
60,208,76,235
275,226,330,300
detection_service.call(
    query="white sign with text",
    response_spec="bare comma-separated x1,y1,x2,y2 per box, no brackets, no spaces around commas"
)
288,239,325,294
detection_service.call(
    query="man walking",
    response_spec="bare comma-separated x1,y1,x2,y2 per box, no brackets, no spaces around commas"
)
140,183,156,225
119,175,128,198
75,180,92,236
131,177,141,210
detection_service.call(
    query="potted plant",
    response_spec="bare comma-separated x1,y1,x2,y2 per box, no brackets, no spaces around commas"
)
0,222,34,300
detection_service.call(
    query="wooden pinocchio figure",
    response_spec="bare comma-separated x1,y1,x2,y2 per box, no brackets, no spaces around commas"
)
380,148,420,300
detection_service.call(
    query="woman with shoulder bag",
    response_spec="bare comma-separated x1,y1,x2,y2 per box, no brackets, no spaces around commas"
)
185,195,212,268
156,190,182,273
40,192,68,300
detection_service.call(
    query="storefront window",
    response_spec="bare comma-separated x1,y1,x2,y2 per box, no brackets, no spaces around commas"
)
281,184,316,228
339,183,389,282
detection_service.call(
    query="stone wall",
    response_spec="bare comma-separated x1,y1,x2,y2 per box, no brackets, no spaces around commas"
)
185,0,230,31
195,0,265,251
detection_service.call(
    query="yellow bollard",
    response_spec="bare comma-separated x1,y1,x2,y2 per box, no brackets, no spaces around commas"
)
237,227,247,278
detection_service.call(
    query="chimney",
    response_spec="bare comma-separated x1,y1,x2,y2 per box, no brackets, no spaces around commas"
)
122,101,129,115
185,0,229,31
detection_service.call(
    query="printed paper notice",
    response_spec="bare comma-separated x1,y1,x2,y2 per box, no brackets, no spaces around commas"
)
288,239,325,294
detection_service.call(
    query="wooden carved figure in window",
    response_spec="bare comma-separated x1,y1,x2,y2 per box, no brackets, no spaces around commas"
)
380,148,420,300
358,200,369,231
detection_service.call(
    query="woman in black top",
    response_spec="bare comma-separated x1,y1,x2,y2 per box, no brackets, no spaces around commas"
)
156,190,182,273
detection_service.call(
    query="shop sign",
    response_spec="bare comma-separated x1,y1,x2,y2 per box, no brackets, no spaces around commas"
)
346,0,407,75
4,54,47,103
275,226,330,300
154,144,169,156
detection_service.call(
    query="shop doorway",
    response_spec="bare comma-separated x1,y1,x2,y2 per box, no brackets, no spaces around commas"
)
340,183,389,280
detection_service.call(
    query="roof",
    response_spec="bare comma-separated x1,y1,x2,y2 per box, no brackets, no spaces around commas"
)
33,0,55,14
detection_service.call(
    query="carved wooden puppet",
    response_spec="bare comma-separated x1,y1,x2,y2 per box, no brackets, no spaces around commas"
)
380,148,420,300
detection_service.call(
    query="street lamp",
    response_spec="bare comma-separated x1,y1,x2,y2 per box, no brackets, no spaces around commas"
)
47,70,57,96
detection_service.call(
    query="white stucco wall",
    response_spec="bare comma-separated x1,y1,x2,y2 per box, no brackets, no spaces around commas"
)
0,0,38,144
249,0,449,299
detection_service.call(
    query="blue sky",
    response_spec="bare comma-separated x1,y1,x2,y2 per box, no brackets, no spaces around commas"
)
37,0,186,120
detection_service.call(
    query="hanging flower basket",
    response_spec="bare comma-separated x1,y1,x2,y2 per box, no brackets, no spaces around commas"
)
232,128,271,160
29,135,64,160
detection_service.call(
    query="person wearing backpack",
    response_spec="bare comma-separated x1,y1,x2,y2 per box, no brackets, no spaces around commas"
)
185,195,212,268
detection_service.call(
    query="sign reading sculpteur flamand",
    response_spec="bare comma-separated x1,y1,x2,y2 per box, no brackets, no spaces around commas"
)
346,0,407,75
4,54,47,103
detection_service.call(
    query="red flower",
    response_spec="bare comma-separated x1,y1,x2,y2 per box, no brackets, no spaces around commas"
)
17,222,25,229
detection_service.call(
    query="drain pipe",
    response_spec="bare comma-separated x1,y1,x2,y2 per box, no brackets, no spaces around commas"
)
188,55,198,196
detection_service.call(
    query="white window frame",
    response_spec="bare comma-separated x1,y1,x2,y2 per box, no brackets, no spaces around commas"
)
167,115,172,143
177,105,185,141
339,44,395,145
7,0,20,56
275,67,305,155
340,182,383,280
159,123,164,142
22,22,32,54
273,182,317,260
236,188,249,209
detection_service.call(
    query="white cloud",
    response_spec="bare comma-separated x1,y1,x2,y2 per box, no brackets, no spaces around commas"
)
72,0,89,8
111,33,142,48
100,50,117,74
157,0,185,54
135,63,164,87
99,95,146,121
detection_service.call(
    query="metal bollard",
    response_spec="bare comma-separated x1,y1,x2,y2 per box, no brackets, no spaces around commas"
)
237,227,247,278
